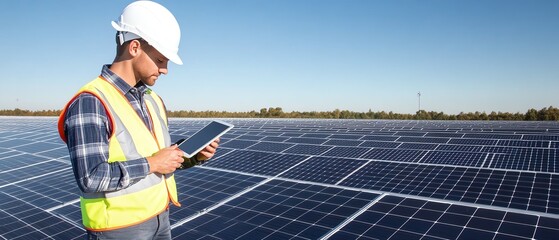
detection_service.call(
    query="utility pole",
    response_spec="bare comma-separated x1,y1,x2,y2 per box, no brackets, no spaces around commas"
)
417,92,421,112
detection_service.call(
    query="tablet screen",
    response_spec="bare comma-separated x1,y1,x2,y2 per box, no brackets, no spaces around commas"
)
175,120,233,158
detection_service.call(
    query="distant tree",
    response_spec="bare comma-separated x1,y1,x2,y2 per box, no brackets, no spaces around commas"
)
268,107,283,117
259,108,268,117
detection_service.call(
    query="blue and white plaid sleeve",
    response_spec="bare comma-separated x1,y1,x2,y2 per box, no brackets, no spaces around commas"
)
64,93,150,193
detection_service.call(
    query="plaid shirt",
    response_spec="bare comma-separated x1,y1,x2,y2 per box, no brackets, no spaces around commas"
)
63,65,155,193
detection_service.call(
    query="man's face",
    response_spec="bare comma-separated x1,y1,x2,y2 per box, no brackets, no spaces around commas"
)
136,42,169,86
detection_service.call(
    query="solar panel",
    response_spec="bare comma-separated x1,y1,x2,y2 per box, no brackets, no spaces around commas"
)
247,142,295,152
283,144,333,155
260,136,290,142
361,135,399,141
321,146,371,158
425,132,464,138
323,139,363,147
393,131,426,137
360,148,427,162
279,157,367,184
397,142,439,150
420,151,487,167
286,137,329,144
0,160,68,186
448,138,498,146
524,134,559,141
1,117,558,239
221,139,258,149
204,150,308,176
497,139,549,148
436,144,483,152
329,134,363,140
397,136,449,144
464,133,524,140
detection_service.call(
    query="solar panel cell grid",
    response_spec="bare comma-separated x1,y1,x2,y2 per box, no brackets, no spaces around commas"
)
332,195,557,240
436,144,483,152
361,135,399,141
397,136,450,143
172,168,265,224
301,133,331,138
0,161,68,186
489,148,559,172
221,139,258,149
236,135,266,141
283,144,333,155
279,156,367,184
0,149,17,159
326,134,362,140
448,138,498,146
425,132,464,138
523,135,559,141
497,139,549,148
246,141,295,152
0,193,85,239
323,139,363,146
463,133,523,139
204,150,308,176
358,140,401,148
0,153,53,172
420,151,487,167
397,142,439,150
360,148,427,162
260,136,289,142
321,146,371,158
173,179,379,239
11,141,64,153
0,139,35,148
340,161,559,214
285,137,329,144
393,131,425,137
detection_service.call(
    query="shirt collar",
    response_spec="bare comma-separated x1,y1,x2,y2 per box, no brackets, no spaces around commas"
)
101,65,149,95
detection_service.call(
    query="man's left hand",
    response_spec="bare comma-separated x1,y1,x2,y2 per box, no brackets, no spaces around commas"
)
197,138,220,161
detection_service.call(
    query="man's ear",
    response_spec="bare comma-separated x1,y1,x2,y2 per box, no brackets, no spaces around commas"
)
128,39,142,58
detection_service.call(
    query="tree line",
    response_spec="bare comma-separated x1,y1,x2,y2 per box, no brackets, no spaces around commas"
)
166,106,559,121
2,106,559,121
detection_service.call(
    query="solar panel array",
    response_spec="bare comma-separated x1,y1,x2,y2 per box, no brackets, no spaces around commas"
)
1,116,559,239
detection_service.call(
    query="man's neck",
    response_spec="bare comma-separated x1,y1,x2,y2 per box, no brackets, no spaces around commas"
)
109,61,137,87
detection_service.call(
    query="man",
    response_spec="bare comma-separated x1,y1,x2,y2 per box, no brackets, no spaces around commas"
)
58,1,219,239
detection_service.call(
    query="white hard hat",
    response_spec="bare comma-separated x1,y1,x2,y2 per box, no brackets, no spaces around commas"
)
112,0,183,65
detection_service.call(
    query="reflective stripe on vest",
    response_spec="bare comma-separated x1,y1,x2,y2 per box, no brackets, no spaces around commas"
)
58,77,180,231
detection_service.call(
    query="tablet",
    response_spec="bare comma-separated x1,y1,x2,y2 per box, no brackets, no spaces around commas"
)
174,120,234,158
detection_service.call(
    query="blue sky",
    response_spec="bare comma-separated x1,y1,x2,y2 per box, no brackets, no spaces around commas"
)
1,0,557,114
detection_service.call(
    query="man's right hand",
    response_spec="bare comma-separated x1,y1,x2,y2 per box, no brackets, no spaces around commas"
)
146,145,185,174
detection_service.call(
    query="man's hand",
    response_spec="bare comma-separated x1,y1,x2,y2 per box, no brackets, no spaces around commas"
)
146,145,185,174
196,138,220,161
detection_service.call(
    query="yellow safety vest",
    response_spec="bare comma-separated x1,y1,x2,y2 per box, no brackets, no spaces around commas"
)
58,77,180,231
